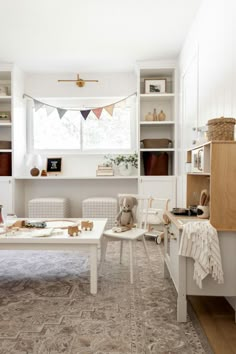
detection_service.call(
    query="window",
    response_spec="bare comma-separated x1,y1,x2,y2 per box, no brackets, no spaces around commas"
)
28,96,136,153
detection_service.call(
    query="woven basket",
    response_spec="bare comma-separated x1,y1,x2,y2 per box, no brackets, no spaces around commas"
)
141,139,172,148
207,117,235,141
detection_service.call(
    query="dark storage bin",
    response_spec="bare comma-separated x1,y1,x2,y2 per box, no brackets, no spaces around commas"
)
143,152,168,175
0,152,12,176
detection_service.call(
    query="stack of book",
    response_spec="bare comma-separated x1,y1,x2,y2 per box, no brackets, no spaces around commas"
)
96,165,114,176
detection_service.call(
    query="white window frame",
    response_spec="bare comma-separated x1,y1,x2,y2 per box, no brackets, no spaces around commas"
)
27,97,137,155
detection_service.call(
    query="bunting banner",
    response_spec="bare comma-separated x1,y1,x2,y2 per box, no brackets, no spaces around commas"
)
80,110,91,120
23,92,136,120
34,99,45,112
104,104,114,116
92,108,103,119
57,108,67,119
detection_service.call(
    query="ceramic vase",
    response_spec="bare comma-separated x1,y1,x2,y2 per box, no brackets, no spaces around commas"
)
118,163,132,176
158,110,166,121
145,112,153,121
153,108,158,121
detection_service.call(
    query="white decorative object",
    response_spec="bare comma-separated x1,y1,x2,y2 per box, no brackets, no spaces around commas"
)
118,163,132,176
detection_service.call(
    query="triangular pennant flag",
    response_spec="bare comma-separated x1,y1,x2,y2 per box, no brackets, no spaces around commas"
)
81,110,91,120
34,99,44,112
115,99,126,109
45,105,55,116
57,108,67,119
104,104,114,116
92,108,103,119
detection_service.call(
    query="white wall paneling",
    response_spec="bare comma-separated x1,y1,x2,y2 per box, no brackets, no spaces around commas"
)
15,178,138,217
178,0,236,207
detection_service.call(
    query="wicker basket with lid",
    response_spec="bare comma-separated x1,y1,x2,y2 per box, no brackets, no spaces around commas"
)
207,117,235,141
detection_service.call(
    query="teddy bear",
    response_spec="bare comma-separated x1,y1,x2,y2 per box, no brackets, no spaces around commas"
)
115,195,138,229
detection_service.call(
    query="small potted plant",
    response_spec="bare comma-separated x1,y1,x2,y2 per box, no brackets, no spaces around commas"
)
104,153,138,176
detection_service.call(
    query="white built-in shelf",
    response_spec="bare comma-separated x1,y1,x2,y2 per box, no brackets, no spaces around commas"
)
140,93,174,102
0,149,12,152
187,173,211,176
140,148,175,152
0,122,12,126
14,176,139,180
0,96,11,102
140,121,174,126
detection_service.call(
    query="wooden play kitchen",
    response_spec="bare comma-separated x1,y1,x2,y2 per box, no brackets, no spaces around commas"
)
163,139,236,322
186,140,236,231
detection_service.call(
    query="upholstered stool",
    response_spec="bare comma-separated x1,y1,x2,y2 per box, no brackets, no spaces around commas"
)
28,197,70,218
82,197,118,230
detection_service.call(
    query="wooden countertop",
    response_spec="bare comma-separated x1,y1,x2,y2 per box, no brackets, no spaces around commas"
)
164,210,207,230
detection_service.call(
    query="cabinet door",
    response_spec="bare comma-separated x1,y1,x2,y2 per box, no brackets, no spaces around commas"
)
139,176,176,209
0,178,13,215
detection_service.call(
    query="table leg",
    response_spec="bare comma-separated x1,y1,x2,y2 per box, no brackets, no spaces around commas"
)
90,245,98,295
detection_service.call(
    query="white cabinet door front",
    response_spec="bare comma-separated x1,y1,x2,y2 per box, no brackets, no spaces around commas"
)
0,178,13,215
139,176,176,210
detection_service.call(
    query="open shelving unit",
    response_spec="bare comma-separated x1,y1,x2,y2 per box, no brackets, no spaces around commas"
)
136,61,177,208
0,70,12,178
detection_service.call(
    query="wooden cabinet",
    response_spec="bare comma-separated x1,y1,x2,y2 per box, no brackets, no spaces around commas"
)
186,141,236,231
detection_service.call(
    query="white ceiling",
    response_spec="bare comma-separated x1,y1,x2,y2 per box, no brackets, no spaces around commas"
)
0,0,202,73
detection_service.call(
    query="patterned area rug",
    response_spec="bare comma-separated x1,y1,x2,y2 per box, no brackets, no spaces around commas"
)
0,240,213,354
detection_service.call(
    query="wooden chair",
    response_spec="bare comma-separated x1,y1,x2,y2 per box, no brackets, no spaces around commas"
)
144,197,169,244
100,194,151,284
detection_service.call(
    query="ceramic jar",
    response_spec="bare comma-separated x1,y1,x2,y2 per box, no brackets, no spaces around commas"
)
145,112,153,121
158,110,166,121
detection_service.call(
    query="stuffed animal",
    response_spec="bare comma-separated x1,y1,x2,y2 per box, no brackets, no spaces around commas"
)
116,196,138,228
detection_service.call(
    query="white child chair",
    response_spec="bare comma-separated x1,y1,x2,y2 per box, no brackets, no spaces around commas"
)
100,194,152,284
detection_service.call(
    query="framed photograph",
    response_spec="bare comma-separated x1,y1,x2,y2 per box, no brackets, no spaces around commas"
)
144,78,166,94
46,157,62,175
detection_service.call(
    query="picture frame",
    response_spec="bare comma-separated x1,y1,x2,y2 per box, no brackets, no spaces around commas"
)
144,78,167,94
46,157,62,175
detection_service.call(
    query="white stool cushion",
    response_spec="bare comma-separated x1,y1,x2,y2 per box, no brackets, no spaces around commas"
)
82,197,117,230
28,197,69,218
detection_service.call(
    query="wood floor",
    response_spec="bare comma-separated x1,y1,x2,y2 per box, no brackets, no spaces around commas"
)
189,296,236,354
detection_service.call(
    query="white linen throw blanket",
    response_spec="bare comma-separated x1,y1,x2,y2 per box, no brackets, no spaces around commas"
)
179,221,224,288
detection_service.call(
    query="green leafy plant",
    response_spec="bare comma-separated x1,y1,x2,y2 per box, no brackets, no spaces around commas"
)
104,153,138,169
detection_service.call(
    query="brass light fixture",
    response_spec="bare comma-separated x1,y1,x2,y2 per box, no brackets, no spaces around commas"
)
58,74,99,87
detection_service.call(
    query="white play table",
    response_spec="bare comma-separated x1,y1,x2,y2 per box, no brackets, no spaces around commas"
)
0,218,107,295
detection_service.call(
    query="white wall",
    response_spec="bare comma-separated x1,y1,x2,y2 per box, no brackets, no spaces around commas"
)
177,0,236,206
25,72,136,98
14,71,138,216
21,71,137,177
